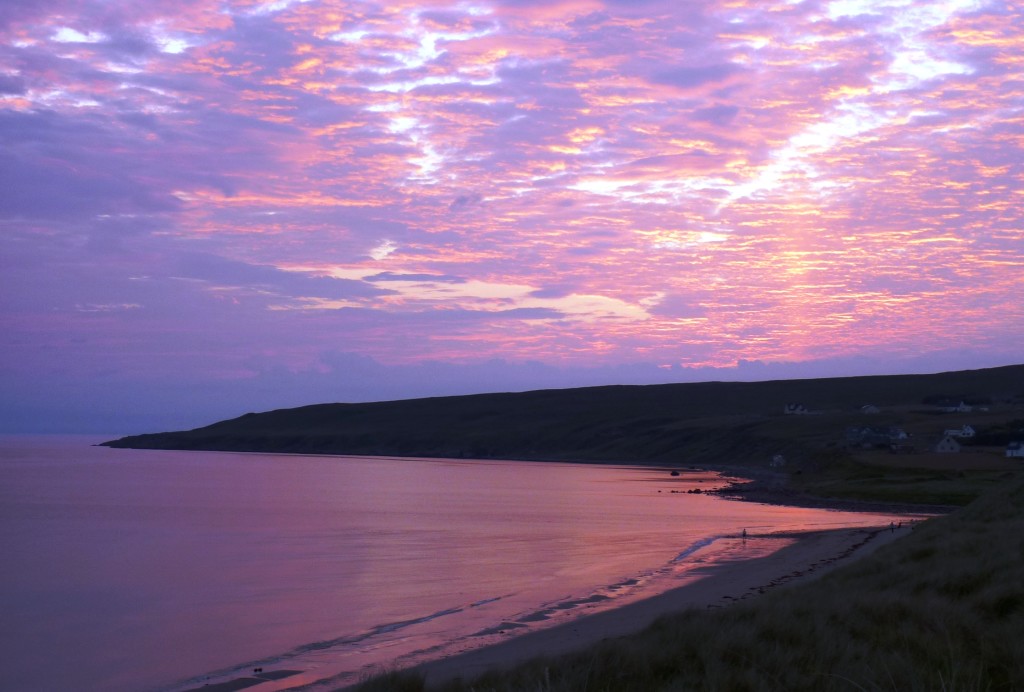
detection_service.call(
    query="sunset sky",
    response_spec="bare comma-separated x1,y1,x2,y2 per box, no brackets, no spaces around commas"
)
2,0,1022,433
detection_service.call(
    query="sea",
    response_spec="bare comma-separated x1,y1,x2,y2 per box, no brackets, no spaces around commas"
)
0,435,904,692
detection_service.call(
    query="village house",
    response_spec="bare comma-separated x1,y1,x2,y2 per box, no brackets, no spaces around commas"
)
943,424,976,438
935,435,962,453
783,403,808,415
1007,442,1024,459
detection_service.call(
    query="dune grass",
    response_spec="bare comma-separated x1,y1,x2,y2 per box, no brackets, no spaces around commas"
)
354,472,1024,691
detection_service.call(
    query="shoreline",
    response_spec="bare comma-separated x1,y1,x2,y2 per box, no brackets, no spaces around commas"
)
161,461,933,692
345,522,912,690
702,465,958,515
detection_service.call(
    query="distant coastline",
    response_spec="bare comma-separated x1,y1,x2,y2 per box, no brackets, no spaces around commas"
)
102,363,1023,461
103,364,1023,509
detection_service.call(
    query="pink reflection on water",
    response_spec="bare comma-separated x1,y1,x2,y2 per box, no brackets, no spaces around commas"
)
159,459,915,691
0,439,923,692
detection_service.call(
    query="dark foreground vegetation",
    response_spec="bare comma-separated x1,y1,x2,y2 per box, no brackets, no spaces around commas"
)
106,364,1024,506
355,472,1024,691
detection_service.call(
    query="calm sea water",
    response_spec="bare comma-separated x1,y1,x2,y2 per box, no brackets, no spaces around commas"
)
0,436,901,692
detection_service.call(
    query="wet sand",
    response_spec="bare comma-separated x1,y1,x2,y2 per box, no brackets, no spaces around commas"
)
400,524,910,689
182,669,302,692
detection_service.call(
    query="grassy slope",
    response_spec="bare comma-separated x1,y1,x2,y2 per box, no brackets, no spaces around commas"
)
782,402,1024,506
106,364,1024,506
357,472,1024,692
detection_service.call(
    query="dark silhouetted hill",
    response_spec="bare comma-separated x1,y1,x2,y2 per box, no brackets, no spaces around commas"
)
103,364,1024,466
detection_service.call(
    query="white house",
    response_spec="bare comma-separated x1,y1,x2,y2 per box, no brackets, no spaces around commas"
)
944,425,976,439
1007,442,1024,458
935,436,961,454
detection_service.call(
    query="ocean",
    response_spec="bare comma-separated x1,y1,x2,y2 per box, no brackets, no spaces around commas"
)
0,435,899,691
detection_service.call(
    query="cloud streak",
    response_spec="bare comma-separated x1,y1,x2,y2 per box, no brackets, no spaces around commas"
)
1,0,1022,431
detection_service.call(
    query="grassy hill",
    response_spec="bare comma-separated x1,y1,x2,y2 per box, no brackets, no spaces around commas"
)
104,364,1024,505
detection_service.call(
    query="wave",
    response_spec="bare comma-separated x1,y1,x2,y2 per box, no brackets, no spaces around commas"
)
165,596,509,691
168,534,739,691
672,534,725,563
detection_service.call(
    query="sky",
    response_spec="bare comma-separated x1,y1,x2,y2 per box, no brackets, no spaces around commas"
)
1,0,1022,434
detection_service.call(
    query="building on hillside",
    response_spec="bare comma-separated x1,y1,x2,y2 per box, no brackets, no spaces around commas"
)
1007,442,1024,458
783,403,808,415
944,424,976,438
935,435,962,454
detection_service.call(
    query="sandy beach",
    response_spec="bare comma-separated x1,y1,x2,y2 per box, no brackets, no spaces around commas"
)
392,524,910,690
194,522,919,692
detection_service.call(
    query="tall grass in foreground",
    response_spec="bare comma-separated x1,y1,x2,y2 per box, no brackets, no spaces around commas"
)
354,472,1024,691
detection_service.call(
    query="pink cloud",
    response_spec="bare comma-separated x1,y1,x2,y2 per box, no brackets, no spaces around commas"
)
1,0,1022,431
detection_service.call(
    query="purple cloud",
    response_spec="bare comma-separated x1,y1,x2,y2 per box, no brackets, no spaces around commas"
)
0,0,1022,433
